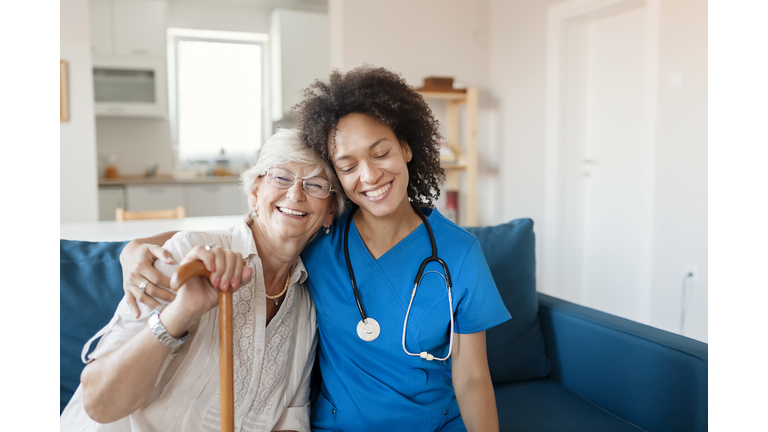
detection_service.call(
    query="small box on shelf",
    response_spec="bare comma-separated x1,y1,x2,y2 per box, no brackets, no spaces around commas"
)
415,76,467,94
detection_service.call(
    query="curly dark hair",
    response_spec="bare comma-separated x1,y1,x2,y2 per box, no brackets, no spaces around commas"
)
294,65,445,206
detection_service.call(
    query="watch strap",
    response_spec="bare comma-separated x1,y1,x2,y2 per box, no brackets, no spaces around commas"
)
148,305,190,349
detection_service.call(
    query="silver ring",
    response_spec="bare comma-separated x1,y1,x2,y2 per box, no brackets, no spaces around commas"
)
139,281,148,293
205,244,215,251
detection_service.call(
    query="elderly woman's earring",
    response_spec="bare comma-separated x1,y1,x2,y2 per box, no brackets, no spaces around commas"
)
252,208,258,219
324,225,331,234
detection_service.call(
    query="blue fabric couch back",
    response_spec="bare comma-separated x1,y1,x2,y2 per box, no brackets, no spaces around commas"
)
60,240,128,413
464,219,551,384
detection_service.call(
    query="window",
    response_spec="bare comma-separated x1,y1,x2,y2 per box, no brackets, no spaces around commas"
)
168,28,269,163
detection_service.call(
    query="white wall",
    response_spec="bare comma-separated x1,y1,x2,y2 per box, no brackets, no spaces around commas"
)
488,0,551,231
650,0,707,341
330,0,489,88
95,117,175,175
61,0,99,223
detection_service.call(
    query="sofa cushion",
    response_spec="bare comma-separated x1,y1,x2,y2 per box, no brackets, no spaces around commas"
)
465,219,551,384
60,240,128,413
495,379,645,432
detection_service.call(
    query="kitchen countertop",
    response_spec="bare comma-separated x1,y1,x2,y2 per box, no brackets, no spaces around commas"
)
99,175,242,186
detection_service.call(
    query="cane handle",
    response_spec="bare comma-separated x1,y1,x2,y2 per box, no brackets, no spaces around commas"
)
170,261,211,291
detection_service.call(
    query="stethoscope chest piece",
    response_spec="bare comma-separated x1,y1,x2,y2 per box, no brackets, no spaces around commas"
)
356,318,380,342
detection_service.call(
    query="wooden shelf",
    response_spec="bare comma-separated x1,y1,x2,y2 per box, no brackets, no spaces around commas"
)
418,87,478,226
440,161,468,170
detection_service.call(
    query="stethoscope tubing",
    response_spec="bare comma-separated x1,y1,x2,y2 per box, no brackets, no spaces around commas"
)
343,206,370,323
401,271,454,361
343,204,454,360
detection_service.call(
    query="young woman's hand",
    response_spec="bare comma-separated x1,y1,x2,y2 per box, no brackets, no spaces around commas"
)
121,237,177,317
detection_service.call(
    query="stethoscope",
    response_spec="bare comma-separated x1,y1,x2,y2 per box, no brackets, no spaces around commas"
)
343,205,455,361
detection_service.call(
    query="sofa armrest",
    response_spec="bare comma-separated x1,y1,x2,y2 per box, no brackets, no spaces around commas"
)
537,293,707,432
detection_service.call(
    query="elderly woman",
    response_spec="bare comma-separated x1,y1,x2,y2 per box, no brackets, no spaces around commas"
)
60,128,344,432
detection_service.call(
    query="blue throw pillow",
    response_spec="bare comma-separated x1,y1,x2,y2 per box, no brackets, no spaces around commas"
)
60,240,128,413
465,219,551,384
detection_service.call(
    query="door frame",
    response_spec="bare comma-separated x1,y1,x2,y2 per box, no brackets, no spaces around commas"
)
540,0,659,322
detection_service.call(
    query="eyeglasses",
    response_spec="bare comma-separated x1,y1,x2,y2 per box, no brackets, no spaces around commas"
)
264,167,335,199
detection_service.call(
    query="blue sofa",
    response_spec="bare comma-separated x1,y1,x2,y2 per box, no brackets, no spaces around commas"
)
60,219,707,431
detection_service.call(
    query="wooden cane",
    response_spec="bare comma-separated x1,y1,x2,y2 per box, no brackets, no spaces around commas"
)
170,261,234,432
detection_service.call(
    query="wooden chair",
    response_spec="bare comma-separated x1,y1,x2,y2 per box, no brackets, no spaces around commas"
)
115,206,186,222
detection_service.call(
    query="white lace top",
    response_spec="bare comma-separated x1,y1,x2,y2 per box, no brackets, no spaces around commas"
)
60,221,318,432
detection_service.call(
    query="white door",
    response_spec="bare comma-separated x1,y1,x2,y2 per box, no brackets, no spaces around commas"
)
581,7,654,323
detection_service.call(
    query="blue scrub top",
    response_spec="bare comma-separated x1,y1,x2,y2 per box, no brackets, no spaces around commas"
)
301,207,511,431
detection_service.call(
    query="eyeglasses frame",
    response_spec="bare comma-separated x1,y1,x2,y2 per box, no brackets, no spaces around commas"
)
261,167,335,199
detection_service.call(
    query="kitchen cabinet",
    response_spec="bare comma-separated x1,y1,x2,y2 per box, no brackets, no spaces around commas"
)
113,0,167,57
98,186,126,221
89,0,168,117
99,181,249,220
93,56,168,117
125,185,185,212
185,184,250,217
89,0,114,56
89,0,168,59
270,9,329,121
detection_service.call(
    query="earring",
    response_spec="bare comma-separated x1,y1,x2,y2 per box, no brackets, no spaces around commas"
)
324,225,330,234
252,209,258,219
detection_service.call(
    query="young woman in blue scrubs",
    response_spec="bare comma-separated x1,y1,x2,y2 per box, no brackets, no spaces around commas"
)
295,66,510,431
119,66,510,431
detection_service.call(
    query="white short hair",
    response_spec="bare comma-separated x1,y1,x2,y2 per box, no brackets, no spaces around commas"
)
241,128,346,220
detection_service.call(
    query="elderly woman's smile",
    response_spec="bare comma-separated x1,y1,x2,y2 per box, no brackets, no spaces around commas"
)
277,207,308,217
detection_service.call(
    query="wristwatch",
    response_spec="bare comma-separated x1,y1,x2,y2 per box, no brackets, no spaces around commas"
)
148,305,190,348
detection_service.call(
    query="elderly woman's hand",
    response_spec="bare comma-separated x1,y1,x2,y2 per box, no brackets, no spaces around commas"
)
161,246,254,330
176,245,253,315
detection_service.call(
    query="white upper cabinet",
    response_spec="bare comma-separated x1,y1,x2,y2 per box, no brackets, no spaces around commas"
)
92,56,168,117
88,0,167,59
89,0,114,55
270,9,329,121
88,0,168,117
113,0,167,57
